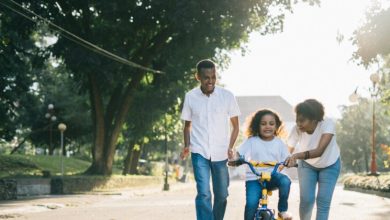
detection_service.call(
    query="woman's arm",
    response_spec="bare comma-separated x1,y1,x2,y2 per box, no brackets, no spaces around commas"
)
286,133,333,166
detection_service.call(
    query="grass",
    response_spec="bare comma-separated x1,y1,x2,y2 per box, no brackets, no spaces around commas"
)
0,154,91,178
0,155,165,193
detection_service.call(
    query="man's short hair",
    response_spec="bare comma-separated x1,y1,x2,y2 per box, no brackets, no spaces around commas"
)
196,59,216,74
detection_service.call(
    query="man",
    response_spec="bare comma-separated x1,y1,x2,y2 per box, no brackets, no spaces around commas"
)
180,59,240,220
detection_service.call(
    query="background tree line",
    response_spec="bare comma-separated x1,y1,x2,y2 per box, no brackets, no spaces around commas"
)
337,2,390,173
0,0,320,175
2,0,389,175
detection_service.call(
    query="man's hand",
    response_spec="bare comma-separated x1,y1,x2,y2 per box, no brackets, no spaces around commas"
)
180,147,190,160
228,148,235,160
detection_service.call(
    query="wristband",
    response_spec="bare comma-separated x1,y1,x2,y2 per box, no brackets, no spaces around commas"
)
304,151,310,160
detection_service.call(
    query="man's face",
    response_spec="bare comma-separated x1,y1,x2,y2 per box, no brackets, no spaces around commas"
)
197,68,216,95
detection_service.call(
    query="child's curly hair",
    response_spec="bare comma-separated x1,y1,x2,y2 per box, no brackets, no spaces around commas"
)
244,109,286,139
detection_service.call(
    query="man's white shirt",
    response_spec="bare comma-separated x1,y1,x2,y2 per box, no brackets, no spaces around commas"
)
181,86,240,161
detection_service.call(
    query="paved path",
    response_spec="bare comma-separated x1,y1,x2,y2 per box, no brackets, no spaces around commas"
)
1,180,389,219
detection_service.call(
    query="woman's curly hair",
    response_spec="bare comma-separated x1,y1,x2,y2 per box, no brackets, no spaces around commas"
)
295,99,324,121
244,109,286,138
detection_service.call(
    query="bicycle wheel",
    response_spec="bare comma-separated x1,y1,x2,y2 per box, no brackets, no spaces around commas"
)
255,210,272,220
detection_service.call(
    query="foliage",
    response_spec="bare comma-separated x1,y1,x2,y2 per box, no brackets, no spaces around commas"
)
352,2,390,107
379,62,390,108
352,3,390,66
337,99,390,173
27,60,92,154
0,3,47,141
1,0,319,175
344,173,390,192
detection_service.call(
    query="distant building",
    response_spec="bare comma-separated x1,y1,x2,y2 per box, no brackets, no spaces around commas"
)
236,95,295,133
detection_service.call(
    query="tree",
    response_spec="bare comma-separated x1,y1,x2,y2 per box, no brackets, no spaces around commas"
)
27,60,92,155
352,3,390,106
0,3,47,142
121,88,184,175
352,4,390,66
337,99,390,173
4,0,319,175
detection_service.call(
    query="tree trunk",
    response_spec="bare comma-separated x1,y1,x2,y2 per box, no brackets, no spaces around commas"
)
84,73,107,175
129,146,142,175
85,72,144,175
122,142,135,175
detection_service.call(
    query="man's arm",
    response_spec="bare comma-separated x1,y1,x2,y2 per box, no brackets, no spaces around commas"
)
180,120,191,160
228,116,239,159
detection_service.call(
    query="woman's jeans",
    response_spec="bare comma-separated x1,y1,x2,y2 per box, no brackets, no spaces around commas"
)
298,158,341,220
244,172,291,220
191,153,229,220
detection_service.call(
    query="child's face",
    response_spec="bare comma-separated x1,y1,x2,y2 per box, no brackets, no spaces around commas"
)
259,114,277,141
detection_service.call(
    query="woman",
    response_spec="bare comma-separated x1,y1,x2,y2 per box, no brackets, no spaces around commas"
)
286,99,341,220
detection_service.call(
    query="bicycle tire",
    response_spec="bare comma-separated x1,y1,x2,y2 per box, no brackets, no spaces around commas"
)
255,210,272,220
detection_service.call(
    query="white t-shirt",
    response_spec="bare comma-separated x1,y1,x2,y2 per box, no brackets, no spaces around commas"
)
181,86,241,161
287,117,340,168
238,136,290,181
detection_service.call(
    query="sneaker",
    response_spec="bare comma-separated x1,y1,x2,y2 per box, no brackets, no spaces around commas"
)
278,211,293,220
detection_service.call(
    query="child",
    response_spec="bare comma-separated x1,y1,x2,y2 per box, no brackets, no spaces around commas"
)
237,109,293,220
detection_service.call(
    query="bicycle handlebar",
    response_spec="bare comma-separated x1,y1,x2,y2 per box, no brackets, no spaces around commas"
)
228,155,298,175
227,155,285,176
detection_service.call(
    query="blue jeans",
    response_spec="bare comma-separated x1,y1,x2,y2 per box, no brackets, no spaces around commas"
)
191,153,229,220
298,158,341,220
244,172,291,220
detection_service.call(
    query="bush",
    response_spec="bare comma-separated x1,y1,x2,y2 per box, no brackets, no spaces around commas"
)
343,174,390,192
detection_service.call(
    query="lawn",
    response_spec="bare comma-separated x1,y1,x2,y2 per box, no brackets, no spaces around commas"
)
0,154,91,178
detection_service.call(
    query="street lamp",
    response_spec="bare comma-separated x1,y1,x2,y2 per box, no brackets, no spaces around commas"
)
163,117,170,191
58,123,67,177
45,104,57,155
368,72,380,176
349,73,380,176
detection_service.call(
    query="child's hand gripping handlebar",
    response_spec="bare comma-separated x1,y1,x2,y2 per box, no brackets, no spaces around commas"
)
228,154,297,176
228,155,286,176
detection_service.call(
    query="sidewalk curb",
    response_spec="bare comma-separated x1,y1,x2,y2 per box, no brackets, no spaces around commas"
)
344,186,390,198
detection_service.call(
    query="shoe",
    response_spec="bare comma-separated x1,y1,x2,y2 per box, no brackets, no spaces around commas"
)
278,211,293,220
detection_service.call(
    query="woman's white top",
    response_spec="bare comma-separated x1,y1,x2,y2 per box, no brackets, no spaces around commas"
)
287,117,340,168
238,136,290,181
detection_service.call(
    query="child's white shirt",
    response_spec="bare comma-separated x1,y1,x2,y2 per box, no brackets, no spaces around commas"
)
238,136,290,181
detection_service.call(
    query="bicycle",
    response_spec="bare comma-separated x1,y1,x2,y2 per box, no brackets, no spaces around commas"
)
228,156,290,220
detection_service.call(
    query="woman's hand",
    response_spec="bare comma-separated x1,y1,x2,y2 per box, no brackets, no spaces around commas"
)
285,155,298,167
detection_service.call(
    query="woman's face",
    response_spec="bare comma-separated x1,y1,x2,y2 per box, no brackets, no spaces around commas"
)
296,114,317,134
259,114,277,141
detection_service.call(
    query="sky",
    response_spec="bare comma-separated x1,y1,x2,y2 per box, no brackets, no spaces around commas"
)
219,0,383,118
